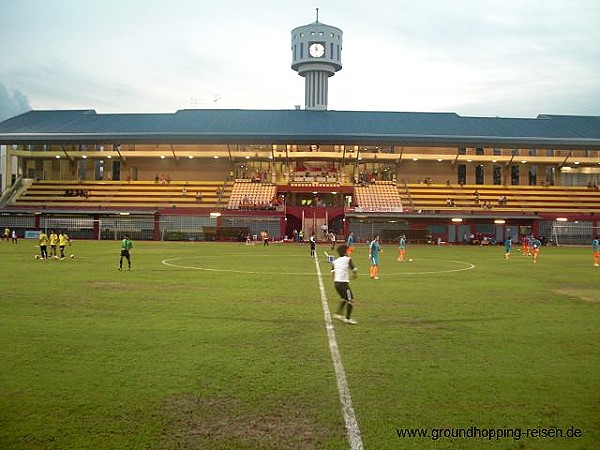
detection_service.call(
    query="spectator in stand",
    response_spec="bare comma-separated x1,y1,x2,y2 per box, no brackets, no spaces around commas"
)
242,195,251,209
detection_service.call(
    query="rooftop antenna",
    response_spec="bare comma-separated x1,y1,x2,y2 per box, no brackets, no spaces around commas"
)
316,7,319,22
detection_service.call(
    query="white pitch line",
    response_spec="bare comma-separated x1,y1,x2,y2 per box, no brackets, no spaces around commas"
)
313,256,364,450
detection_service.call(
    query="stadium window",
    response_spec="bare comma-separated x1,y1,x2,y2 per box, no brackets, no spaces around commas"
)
458,147,466,155
493,165,502,185
475,147,484,156
510,165,520,185
475,164,484,184
493,148,501,156
529,148,537,156
457,164,466,184
546,149,554,157
528,165,538,185
300,42,304,58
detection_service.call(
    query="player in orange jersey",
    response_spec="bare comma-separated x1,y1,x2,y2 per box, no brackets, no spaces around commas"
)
530,237,542,263
346,232,355,256
521,235,530,256
397,235,406,262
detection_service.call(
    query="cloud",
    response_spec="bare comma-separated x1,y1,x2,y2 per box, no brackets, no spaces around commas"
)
0,0,598,117
0,82,31,121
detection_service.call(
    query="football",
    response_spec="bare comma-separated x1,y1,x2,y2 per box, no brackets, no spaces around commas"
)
408,258,413,262
70,254,75,259
34,254,39,259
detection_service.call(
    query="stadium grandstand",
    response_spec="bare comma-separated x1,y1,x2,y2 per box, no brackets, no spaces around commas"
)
1,16,599,245
1,109,599,245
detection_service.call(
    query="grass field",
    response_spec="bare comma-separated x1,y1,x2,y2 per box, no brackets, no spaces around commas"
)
0,238,598,449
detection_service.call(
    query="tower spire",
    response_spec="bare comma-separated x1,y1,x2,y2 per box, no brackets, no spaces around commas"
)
291,14,343,110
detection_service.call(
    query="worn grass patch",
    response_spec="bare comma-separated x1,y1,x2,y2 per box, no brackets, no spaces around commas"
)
554,288,600,304
161,395,334,450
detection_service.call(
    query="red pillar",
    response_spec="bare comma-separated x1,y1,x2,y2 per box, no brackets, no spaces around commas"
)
153,213,160,241
93,215,100,240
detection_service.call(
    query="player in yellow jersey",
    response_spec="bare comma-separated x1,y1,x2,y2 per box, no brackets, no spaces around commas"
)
58,231,70,259
49,230,58,257
38,230,49,259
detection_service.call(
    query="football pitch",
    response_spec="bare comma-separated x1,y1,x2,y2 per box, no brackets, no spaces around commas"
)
0,239,598,449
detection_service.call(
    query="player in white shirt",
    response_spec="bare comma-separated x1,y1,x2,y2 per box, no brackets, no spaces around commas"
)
331,244,359,325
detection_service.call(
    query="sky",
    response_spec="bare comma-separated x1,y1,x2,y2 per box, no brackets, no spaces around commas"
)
0,0,599,121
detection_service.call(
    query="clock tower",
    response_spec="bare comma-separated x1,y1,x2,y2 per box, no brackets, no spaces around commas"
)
291,10,343,110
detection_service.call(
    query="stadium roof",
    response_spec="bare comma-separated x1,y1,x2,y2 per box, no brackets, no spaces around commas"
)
1,109,599,149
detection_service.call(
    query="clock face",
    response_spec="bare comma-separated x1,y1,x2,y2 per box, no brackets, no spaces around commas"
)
309,42,325,58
